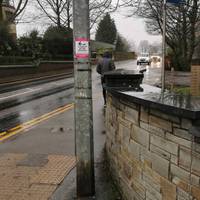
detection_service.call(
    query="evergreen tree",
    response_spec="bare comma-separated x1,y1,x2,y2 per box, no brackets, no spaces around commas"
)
116,35,130,52
17,30,43,58
43,26,73,58
95,13,117,45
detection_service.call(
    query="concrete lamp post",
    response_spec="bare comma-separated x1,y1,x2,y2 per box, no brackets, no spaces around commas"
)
73,0,95,198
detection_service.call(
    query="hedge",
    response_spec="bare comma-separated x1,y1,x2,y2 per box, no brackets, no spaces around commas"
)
0,55,73,65
0,56,34,65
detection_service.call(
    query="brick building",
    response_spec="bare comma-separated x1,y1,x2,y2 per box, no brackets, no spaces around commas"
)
2,0,17,39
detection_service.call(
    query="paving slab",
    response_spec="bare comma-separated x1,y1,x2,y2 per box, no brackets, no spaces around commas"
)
0,153,76,200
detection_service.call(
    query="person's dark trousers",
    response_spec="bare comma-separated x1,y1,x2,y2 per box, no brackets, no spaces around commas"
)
101,76,106,105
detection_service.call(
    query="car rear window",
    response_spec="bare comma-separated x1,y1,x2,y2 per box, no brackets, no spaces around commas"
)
141,54,149,57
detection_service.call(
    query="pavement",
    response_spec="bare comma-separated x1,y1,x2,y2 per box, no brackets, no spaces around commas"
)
0,153,76,200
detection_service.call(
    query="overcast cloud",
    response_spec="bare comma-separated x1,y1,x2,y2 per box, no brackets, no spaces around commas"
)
16,3,161,47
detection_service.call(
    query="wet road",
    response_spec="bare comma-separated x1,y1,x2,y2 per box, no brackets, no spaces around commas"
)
0,77,74,133
0,60,161,144
116,59,161,86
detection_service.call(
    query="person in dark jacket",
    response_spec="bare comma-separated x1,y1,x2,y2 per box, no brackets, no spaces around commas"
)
96,51,115,105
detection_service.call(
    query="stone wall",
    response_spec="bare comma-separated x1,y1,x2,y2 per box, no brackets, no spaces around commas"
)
114,52,136,61
106,93,200,200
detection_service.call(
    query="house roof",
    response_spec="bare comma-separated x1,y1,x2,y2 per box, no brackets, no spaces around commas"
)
90,40,115,52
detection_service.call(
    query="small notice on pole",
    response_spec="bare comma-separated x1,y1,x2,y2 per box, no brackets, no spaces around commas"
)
75,38,89,59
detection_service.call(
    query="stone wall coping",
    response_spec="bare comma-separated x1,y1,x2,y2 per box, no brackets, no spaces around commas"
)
107,84,200,120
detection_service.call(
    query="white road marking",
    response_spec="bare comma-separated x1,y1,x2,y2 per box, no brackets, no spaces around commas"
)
53,80,73,86
0,88,42,101
27,88,42,92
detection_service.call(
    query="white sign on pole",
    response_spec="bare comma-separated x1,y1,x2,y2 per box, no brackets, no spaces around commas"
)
75,38,89,59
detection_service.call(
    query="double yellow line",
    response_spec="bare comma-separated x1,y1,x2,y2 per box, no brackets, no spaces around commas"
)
0,103,74,142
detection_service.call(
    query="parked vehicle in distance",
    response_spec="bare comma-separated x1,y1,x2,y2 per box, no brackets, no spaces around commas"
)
150,55,161,63
137,53,151,65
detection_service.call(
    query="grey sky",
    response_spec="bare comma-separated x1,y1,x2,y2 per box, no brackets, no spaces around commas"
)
111,13,161,46
16,4,161,47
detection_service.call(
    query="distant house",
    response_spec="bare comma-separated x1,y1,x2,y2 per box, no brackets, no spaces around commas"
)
90,40,115,58
1,0,17,39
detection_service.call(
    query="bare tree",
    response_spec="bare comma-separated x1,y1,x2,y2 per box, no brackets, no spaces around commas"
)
89,0,119,29
121,0,200,71
34,0,120,29
35,0,72,28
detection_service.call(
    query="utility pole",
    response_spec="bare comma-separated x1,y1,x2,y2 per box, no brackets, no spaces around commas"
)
161,0,167,93
73,0,95,198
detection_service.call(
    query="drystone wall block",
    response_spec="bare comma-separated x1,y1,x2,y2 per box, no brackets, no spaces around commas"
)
119,177,136,200
166,132,192,149
177,187,192,200
148,124,165,138
124,106,139,125
143,164,161,185
111,96,122,109
191,174,200,186
194,143,200,154
191,185,200,200
149,115,172,132
174,128,192,141
150,108,180,124
118,116,132,129
142,173,161,192
151,152,170,179
191,152,200,176
123,160,132,181
121,99,139,110
179,147,192,171
181,118,193,130
119,124,131,148
117,110,124,118
140,106,149,123
131,125,150,148
140,146,152,168
150,144,171,161
140,121,149,131
131,181,146,199
145,183,162,200
171,164,190,183
172,177,190,193
171,154,178,165
160,177,176,200
173,123,181,128
146,191,160,200
131,163,143,183
151,134,178,155
129,139,140,161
